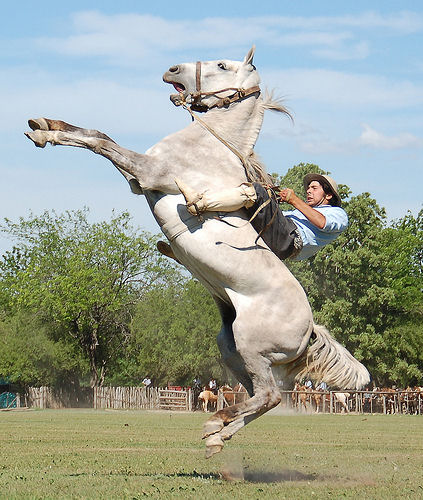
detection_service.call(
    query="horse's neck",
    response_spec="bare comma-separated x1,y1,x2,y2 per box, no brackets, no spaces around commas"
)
200,95,264,156
144,95,264,197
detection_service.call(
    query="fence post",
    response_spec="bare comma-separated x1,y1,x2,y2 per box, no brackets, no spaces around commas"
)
217,390,223,411
188,388,192,411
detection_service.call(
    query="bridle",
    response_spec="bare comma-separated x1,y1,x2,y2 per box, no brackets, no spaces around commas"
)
190,61,261,112
172,60,261,113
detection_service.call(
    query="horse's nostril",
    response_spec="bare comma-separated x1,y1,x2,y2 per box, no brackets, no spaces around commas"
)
169,65,179,73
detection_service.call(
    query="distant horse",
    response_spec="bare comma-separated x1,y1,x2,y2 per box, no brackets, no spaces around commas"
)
219,385,234,407
334,392,350,413
379,388,397,414
198,390,218,412
312,391,325,413
292,383,312,412
25,46,370,458
233,382,247,393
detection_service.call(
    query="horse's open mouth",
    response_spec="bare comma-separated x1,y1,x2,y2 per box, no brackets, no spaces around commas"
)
171,82,185,93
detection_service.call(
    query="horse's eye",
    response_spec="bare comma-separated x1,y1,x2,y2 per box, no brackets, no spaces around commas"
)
217,62,226,70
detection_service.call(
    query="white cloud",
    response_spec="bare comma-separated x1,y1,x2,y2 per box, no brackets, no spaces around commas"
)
30,10,423,66
359,124,423,150
267,120,423,155
312,41,370,61
263,11,423,32
262,68,423,109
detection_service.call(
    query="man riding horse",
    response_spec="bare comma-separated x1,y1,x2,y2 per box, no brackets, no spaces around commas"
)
159,173,348,262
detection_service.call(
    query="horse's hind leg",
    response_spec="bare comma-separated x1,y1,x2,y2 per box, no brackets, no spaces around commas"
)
217,325,253,397
215,300,254,396
203,355,281,458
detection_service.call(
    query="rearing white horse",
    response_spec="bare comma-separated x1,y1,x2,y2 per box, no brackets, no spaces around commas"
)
25,47,369,458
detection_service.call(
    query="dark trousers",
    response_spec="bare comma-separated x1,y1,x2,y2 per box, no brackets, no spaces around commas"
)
245,183,298,260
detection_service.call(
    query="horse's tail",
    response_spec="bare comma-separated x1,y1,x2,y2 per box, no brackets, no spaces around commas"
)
291,324,370,390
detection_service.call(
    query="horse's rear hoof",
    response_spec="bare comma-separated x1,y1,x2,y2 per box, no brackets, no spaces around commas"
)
205,434,224,458
220,465,244,482
28,118,49,131
205,445,223,459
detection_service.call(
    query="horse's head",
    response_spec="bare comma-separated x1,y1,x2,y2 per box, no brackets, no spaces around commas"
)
220,385,233,392
163,46,260,111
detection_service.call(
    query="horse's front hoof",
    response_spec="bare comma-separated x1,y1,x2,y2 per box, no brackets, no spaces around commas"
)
205,434,224,459
202,417,224,438
28,118,49,131
25,130,47,148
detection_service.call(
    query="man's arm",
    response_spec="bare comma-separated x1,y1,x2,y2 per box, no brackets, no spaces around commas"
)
278,188,326,229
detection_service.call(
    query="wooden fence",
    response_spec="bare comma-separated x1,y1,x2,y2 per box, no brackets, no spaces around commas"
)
21,387,423,415
282,390,423,415
93,386,192,411
26,386,92,409
216,389,249,410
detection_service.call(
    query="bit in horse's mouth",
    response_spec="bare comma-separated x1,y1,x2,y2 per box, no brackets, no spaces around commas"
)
172,82,185,93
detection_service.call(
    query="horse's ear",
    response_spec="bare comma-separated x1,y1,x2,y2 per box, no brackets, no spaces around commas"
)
243,45,256,67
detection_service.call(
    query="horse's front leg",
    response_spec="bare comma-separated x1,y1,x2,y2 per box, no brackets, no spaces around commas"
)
25,118,163,192
28,118,116,143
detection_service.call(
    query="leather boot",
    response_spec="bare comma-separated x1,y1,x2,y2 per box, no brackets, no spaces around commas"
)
175,178,257,216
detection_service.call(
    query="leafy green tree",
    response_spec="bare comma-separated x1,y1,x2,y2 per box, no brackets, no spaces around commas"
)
387,209,423,316
0,311,87,386
115,279,223,387
272,164,423,386
0,209,181,387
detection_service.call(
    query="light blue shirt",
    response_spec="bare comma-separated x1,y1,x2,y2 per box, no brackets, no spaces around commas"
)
283,205,348,261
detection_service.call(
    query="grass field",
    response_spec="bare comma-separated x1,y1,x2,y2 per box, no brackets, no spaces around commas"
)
1,409,422,499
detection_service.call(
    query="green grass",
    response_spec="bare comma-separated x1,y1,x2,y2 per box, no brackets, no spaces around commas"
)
1,409,422,499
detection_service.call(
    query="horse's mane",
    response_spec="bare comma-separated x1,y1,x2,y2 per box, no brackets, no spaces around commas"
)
244,90,292,185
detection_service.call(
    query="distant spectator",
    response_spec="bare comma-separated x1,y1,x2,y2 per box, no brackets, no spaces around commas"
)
304,379,313,390
193,376,202,410
317,381,327,391
209,378,217,394
142,376,152,388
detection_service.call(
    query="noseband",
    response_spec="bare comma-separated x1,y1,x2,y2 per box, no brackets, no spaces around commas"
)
188,61,261,112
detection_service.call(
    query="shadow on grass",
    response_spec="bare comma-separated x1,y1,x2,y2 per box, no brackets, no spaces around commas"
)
244,469,317,483
69,469,317,483
221,468,318,483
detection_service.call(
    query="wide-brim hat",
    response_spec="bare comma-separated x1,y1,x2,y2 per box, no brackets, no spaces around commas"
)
303,173,342,207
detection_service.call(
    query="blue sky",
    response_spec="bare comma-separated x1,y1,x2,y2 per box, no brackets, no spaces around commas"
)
1,1,422,252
